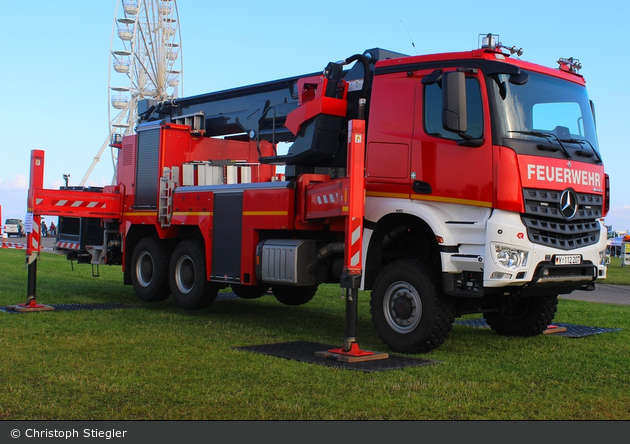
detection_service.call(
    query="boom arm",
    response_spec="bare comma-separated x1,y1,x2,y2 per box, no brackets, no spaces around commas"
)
141,72,315,142
138,49,407,176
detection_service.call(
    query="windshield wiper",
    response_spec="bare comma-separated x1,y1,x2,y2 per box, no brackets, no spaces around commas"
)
508,130,572,160
560,138,602,164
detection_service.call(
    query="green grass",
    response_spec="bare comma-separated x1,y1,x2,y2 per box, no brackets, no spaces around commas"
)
600,257,630,285
1,248,629,420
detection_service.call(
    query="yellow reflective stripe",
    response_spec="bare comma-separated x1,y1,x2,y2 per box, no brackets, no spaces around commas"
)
135,211,285,217
410,194,492,207
242,211,288,216
173,212,213,216
366,191,492,208
365,191,409,199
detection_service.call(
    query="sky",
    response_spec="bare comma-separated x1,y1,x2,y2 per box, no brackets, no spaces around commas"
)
1,0,629,231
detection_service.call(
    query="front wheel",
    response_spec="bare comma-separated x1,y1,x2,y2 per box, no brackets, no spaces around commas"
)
483,295,559,337
169,240,218,310
370,259,455,354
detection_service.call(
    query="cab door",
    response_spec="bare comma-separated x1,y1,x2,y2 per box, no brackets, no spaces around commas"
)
410,68,493,209
365,69,416,197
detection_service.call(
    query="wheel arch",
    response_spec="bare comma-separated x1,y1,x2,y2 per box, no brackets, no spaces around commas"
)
364,212,441,290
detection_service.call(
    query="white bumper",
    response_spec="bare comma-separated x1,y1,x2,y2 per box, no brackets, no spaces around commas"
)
475,210,607,288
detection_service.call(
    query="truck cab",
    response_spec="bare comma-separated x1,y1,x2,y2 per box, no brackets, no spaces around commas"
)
357,40,607,352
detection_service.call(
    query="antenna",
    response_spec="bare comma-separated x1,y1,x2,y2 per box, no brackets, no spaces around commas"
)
400,20,418,55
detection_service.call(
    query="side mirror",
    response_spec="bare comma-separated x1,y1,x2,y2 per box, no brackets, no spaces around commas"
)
509,71,529,85
442,71,467,134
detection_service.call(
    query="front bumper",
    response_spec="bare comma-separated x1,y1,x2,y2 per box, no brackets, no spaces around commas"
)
442,210,607,297
484,210,606,289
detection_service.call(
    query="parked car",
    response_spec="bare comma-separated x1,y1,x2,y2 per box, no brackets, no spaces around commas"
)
3,219,24,237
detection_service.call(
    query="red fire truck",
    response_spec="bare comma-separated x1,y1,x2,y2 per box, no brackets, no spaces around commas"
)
23,35,609,354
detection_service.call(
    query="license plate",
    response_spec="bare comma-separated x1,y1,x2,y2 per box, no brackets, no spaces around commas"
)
555,255,581,265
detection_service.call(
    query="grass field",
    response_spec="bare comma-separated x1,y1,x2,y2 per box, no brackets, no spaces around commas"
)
1,248,629,420
600,256,630,285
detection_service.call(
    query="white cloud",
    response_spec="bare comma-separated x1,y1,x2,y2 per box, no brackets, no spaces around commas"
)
49,179,64,190
608,205,630,219
603,205,630,233
0,175,29,193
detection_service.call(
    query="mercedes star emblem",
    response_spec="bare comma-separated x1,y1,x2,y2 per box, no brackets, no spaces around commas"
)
560,189,579,220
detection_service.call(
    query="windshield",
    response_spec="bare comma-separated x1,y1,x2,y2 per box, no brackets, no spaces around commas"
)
489,71,600,160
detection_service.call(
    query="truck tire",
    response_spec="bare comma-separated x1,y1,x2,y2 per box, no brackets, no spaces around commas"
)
271,284,318,306
370,259,455,354
169,239,218,310
130,238,171,302
483,295,558,337
231,284,270,299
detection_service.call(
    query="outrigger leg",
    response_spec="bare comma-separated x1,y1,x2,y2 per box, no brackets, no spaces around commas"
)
314,117,388,363
9,150,54,313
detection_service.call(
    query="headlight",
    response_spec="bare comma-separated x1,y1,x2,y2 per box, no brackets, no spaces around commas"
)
493,244,529,270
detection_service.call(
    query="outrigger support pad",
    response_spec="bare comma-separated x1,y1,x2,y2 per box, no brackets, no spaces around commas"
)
314,287,388,363
8,261,54,313
9,297,55,313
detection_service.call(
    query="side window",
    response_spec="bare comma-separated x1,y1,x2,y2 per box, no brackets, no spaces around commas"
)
424,76,483,140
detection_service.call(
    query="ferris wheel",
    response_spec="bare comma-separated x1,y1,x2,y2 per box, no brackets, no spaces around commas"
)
80,0,183,186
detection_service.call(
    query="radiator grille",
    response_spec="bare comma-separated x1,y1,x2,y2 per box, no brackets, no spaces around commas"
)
521,188,602,250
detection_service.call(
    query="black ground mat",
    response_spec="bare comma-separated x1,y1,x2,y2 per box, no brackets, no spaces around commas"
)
454,318,622,338
0,293,241,312
235,341,439,372
0,303,135,314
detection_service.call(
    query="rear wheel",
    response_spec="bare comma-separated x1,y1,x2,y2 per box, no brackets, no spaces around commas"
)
169,240,218,310
271,284,318,306
370,259,455,354
483,295,558,337
130,238,171,302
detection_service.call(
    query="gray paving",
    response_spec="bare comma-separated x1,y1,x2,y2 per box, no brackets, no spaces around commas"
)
561,283,630,306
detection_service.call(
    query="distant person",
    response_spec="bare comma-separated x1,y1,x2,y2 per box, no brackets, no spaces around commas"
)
49,222,56,237
41,221,48,237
